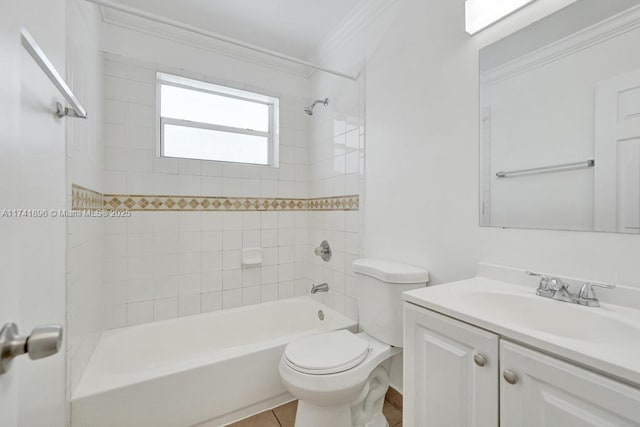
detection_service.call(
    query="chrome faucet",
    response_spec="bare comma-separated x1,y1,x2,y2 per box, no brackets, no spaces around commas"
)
311,283,329,294
526,271,615,307
577,282,616,307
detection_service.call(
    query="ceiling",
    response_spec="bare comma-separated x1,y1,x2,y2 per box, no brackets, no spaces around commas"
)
110,0,364,59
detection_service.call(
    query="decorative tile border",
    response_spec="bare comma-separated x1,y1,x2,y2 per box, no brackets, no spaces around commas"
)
101,194,359,212
71,184,103,210
72,186,359,212
103,195,308,212
308,196,360,211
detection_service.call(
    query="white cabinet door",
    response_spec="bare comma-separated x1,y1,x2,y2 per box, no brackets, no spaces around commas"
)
501,341,640,427
403,303,499,427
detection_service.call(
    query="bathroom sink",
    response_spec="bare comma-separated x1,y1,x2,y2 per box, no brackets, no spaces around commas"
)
462,291,640,344
403,276,640,386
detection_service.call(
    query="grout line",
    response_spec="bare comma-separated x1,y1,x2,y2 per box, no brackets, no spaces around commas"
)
271,410,284,427
385,396,402,412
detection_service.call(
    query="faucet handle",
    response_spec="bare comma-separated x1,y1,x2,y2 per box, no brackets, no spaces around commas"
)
526,270,550,289
525,270,545,277
547,278,568,291
578,282,616,300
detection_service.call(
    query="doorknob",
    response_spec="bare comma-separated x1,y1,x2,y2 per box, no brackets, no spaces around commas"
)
0,323,63,375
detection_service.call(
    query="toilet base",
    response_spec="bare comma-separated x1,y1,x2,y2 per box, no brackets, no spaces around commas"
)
294,400,389,427
364,413,389,427
295,400,352,427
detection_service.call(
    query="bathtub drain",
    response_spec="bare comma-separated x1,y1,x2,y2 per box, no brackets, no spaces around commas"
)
317,310,325,321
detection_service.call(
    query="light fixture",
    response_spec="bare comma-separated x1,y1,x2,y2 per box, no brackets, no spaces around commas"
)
465,0,536,34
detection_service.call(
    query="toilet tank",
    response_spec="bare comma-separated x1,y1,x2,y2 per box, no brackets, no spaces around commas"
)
352,259,429,348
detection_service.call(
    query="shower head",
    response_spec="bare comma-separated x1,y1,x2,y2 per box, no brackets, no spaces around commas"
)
304,98,329,116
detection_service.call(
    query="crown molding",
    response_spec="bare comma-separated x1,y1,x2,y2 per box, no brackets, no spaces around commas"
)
99,7,312,79
481,4,640,86
312,0,398,69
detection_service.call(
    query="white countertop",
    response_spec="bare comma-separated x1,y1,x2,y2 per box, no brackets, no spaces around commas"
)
403,276,640,387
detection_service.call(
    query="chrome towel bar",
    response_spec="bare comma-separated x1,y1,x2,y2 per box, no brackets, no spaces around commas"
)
496,159,594,178
20,29,87,119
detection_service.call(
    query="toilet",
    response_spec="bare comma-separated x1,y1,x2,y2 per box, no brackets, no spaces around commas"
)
279,259,429,427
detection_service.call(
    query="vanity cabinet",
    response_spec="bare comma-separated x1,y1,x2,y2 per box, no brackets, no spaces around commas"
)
403,303,499,427
501,340,640,426
404,303,640,427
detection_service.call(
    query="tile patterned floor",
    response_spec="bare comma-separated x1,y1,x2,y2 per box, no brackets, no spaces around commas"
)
228,389,403,427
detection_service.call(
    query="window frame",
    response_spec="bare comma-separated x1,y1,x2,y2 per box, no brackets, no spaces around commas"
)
156,72,280,167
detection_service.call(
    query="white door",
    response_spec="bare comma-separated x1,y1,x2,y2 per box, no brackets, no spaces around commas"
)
403,303,499,427
0,1,68,426
500,340,640,426
0,7,24,426
594,68,640,233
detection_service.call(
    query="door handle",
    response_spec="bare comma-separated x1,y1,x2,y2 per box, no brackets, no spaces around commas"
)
0,323,63,375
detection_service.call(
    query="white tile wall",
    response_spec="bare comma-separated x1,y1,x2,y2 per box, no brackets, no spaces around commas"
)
307,73,366,321
103,211,313,326
101,54,321,327
102,54,310,200
66,0,104,395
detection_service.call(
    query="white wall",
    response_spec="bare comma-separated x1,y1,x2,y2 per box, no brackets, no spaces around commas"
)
65,0,105,395
317,0,480,286
313,0,640,391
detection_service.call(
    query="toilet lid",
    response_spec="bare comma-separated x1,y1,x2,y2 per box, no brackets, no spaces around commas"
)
284,330,371,375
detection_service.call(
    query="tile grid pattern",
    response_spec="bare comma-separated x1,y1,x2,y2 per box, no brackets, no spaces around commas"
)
306,71,366,319
99,53,365,328
66,2,105,397
101,53,313,327
103,210,314,328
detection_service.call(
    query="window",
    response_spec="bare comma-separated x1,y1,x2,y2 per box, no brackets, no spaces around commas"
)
465,0,535,34
157,73,279,166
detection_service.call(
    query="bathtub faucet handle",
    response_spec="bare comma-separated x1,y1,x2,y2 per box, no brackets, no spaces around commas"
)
311,283,329,294
314,240,332,262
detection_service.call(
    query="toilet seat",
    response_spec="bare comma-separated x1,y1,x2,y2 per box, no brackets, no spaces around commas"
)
283,330,371,375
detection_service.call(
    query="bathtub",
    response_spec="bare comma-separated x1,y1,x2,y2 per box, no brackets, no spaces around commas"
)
71,297,356,427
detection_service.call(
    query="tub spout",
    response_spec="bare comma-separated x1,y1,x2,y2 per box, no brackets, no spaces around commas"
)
311,283,329,294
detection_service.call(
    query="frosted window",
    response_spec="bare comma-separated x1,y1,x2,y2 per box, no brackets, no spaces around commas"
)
466,0,535,34
157,73,279,166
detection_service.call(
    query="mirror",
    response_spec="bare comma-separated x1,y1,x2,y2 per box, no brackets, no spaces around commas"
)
480,0,640,233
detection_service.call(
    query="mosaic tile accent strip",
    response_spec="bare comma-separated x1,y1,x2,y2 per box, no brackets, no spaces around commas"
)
72,184,103,210
101,194,360,212
308,195,359,211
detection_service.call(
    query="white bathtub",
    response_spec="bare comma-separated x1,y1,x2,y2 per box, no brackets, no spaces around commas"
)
71,297,356,427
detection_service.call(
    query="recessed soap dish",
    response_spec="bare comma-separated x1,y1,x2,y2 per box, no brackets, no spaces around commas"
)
242,248,263,267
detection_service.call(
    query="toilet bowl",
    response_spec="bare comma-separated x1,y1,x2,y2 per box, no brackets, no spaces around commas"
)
279,331,400,427
279,259,429,427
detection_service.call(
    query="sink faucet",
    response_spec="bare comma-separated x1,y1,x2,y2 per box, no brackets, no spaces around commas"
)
526,271,615,308
577,282,616,307
311,283,329,294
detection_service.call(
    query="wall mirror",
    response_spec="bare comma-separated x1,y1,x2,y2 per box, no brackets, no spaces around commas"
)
479,0,640,233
